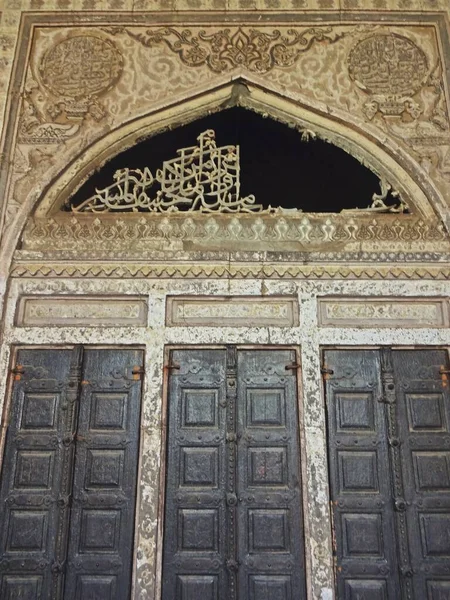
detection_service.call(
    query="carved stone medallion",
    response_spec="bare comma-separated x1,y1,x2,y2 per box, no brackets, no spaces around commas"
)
348,34,428,97
39,35,123,99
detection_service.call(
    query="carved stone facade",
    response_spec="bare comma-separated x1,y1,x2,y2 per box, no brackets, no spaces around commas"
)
0,4,450,600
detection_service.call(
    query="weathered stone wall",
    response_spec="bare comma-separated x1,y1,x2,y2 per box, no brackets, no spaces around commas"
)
0,4,449,600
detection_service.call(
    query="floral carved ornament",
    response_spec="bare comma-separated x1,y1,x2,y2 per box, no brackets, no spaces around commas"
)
110,26,346,74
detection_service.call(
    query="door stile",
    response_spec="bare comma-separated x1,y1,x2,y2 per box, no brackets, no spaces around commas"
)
51,345,84,600
380,348,414,600
225,345,238,599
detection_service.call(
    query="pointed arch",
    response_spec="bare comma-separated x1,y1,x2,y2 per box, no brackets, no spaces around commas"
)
30,75,444,221
2,74,449,271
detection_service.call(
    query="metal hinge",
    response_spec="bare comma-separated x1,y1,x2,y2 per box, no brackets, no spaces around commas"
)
131,366,145,380
321,366,334,379
440,365,450,387
11,365,24,381
164,362,180,371
285,363,301,371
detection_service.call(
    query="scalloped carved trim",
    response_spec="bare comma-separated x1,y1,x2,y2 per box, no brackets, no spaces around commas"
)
10,263,450,280
22,215,449,255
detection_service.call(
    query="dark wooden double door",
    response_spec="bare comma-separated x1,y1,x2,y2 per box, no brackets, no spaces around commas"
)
162,348,306,600
0,347,143,600
325,349,450,600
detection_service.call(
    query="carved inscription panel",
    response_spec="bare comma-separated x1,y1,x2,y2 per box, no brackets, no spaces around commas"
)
166,296,299,327
16,296,148,327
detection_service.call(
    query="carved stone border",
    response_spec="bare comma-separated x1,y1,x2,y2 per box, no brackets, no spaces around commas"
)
10,262,450,280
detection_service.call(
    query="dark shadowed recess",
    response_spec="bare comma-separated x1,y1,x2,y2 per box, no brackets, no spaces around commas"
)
67,107,397,213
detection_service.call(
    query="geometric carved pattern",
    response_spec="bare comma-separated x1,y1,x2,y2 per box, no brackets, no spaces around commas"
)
176,575,218,600
180,448,219,488
0,576,43,600
427,581,450,599
246,390,285,427
413,452,450,491
419,514,450,557
182,390,218,428
6,511,48,552
344,579,388,599
406,393,447,431
74,575,117,600
249,575,292,600
338,451,379,493
335,393,375,432
79,510,121,552
20,393,58,429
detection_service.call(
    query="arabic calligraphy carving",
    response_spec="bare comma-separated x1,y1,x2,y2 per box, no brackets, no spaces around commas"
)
319,299,446,327
348,34,429,121
118,26,345,74
19,36,123,145
72,130,265,213
349,34,428,96
39,35,123,98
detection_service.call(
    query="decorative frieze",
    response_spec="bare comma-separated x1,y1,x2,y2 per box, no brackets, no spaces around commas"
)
166,296,298,326
114,26,346,75
10,262,450,280
318,298,448,327
21,215,449,256
15,296,148,326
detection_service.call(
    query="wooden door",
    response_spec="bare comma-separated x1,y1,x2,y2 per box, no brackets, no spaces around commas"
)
324,348,450,600
162,347,306,600
0,347,143,600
